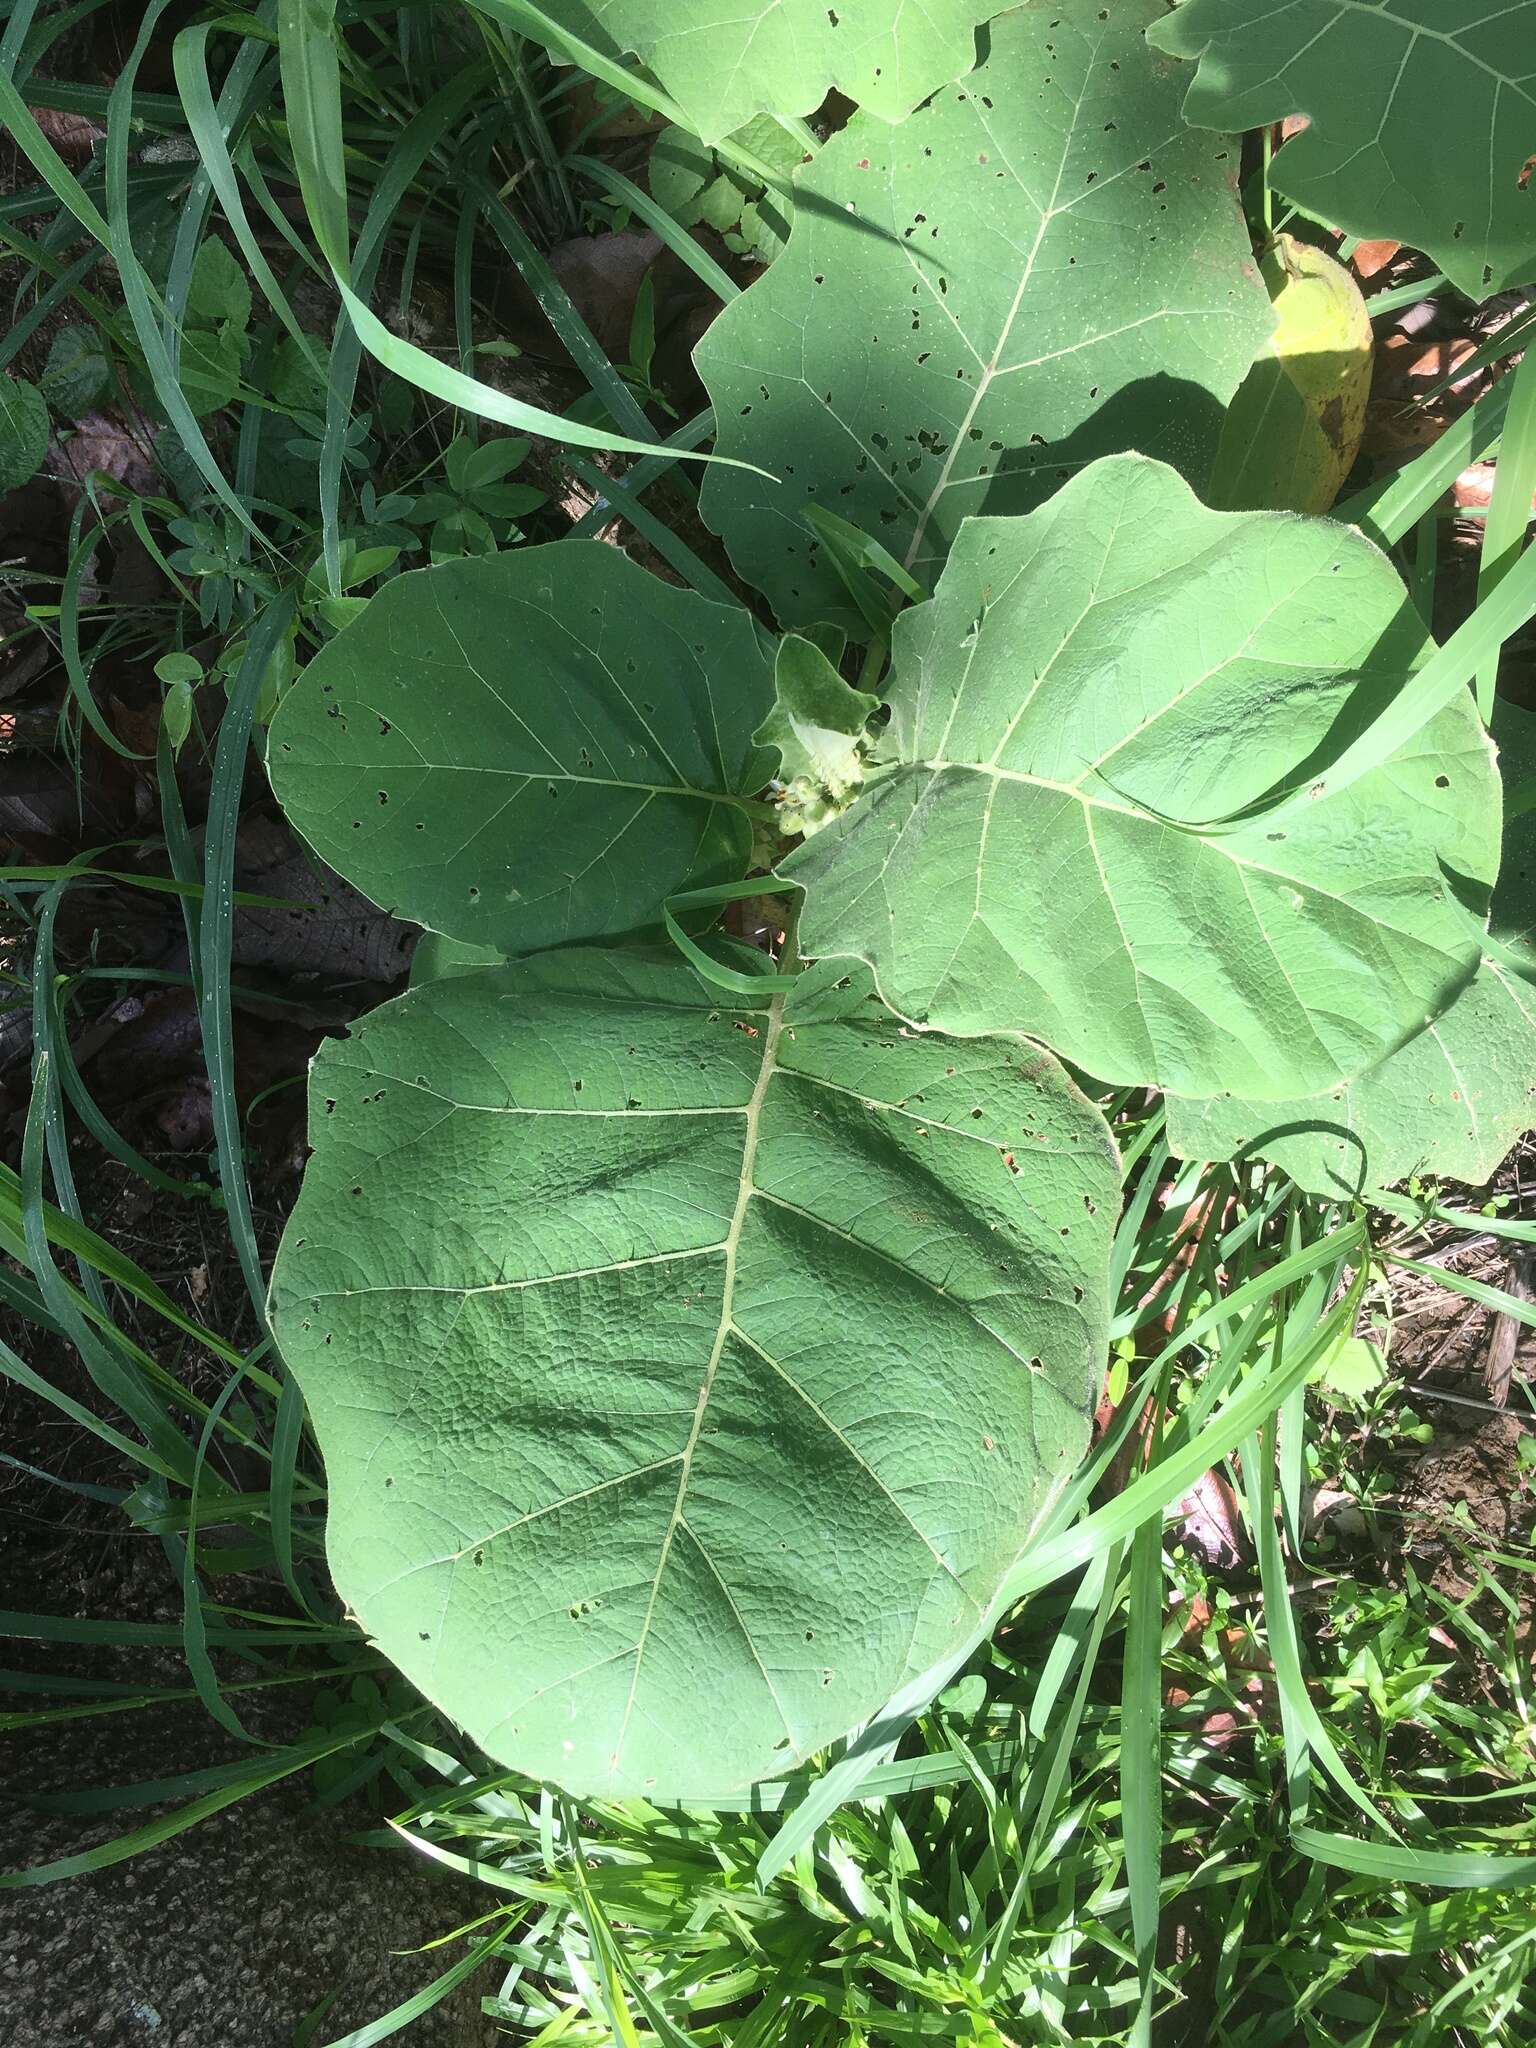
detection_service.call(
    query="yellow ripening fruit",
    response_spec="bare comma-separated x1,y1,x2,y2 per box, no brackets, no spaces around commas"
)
1207,232,1373,516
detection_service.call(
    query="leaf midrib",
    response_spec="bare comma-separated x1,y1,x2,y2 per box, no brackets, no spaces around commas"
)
405,1001,1023,1774
610,990,786,1769
314,755,762,811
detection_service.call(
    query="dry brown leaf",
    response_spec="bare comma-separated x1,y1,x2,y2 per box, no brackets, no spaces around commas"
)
29,104,103,162
547,232,663,364
1351,239,1401,281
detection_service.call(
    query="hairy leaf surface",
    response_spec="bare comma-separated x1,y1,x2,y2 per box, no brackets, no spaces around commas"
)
1149,0,1536,301
267,545,775,955
536,0,1005,142
1166,960,1536,1195
786,455,1500,1101
269,951,1117,1795
696,0,1272,631
1167,701,1536,1191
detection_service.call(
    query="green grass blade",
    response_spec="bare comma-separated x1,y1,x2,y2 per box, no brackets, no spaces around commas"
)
1475,341,1536,717
1245,1407,1400,1838
1000,1261,1367,1609
567,408,719,537
0,1329,184,1481
0,1720,390,1888
1122,1512,1164,2048
177,1366,267,1745
102,0,264,540
1257,536,1536,814
319,1918,512,2048
58,504,148,759
562,454,741,605
200,597,297,1324
474,171,660,444
1293,1827,1536,1891
1026,1541,1118,1742
469,0,795,192
0,68,109,240
1019,1545,1121,1867
20,1057,198,1480
0,1162,250,1373
1384,1253,1536,1327
173,23,327,373
276,0,352,273
157,720,205,1004
338,277,768,471
0,1609,353,1647
1339,376,1512,549
313,65,486,591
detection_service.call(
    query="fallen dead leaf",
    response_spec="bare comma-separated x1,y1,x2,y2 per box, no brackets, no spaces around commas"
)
49,412,159,505
1351,239,1401,281
29,104,103,162
1176,1466,1244,1569
1455,461,1497,510
547,232,663,364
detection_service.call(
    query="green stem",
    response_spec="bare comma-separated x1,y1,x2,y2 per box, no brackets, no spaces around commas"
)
856,634,889,695
778,893,802,979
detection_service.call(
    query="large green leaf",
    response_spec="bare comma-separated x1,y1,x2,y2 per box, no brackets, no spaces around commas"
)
1166,959,1536,1196
785,455,1501,1102
696,0,1272,633
267,544,776,955
1148,0,1536,302
269,950,1117,1795
535,0,1005,142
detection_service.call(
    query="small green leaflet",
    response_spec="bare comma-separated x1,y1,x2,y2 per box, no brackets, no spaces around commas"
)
697,0,1272,632
40,325,112,418
755,635,879,837
648,117,798,263
178,237,253,417
266,544,776,957
269,950,1117,1796
0,374,49,495
1312,1335,1384,1407
531,0,1007,142
186,233,252,328
1149,0,1536,301
786,454,1500,1102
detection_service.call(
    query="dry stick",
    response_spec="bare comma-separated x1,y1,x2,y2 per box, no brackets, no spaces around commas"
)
1486,1248,1533,1409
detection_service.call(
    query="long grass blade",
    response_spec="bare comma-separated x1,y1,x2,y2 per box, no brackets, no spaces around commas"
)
1122,1509,1164,2048
1474,341,1536,718
200,598,296,1323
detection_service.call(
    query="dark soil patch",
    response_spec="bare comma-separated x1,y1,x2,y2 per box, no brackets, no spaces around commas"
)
1382,1228,1536,1608
1,1528,500,2048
